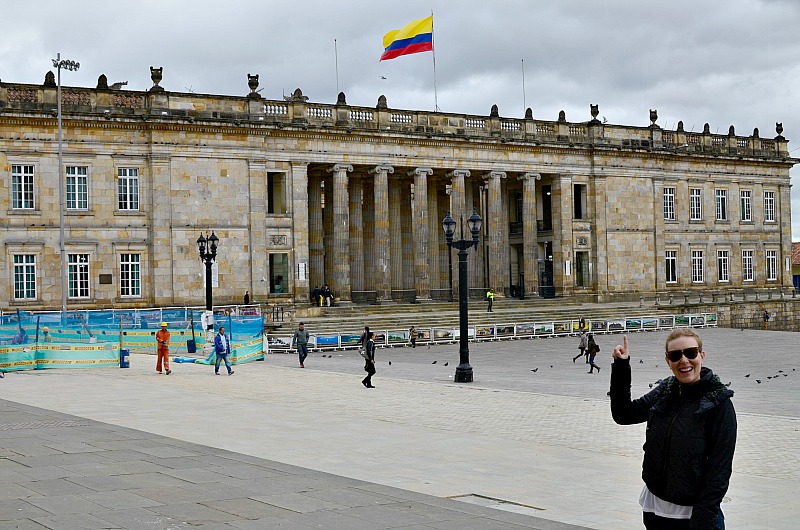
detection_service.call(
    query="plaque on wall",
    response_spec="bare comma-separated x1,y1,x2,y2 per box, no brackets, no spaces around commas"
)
269,235,288,246
99,274,113,285
576,236,588,246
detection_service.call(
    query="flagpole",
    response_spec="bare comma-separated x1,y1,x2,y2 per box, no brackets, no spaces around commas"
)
334,38,340,94
521,59,526,115
431,10,439,112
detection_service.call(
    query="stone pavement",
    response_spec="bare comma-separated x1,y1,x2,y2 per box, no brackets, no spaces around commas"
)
1,327,797,529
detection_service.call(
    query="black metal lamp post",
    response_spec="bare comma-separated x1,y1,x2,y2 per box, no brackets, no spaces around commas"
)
197,231,219,311
442,208,482,383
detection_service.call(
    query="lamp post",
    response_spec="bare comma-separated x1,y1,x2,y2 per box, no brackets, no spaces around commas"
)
52,53,80,312
197,231,219,311
442,208,482,383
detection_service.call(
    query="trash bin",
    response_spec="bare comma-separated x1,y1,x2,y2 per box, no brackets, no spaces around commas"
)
187,339,196,353
119,349,130,368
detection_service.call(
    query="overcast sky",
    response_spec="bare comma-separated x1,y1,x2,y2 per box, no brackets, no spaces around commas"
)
4,0,800,236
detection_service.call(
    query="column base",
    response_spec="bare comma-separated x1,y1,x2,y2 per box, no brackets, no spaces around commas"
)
454,364,473,383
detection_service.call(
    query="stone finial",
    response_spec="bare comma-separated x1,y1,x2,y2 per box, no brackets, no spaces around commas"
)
376,95,388,110
590,104,599,122
149,66,164,93
490,104,499,118
677,121,684,132
97,74,109,90
247,73,261,100
525,107,533,119
291,88,308,102
703,123,710,134
776,122,784,138
558,110,566,122
44,71,56,87
336,91,347,105
753,127,759,138
649,109,658,125
728,125,735,136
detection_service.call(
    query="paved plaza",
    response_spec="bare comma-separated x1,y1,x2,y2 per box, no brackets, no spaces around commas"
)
1,327,797,529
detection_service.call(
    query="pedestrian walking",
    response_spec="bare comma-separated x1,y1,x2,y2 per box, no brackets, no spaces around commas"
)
214,326,234,375
356,325,370,347
763,309,770,330
486,288,494,312
361,331,376,388
573,330,588,363
243,290,250,305
409,326,416,348
292,322,310,368
610,331,736,529
312,286,321,306
155,322,171,375
587,333,601,373
321,284,332,306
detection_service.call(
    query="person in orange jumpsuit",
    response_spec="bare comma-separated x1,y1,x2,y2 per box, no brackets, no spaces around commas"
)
155,322,171,375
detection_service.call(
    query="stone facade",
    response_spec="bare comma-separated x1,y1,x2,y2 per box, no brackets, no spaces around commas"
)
0,74,795,310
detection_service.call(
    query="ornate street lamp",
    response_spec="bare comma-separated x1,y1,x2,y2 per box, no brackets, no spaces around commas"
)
442,208,482,383
197,231,219,311
52,53,80,312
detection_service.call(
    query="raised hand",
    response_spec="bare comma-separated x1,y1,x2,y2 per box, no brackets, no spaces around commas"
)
612,335,629,360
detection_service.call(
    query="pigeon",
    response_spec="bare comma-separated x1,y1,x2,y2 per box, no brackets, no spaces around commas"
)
778,370,784,373
388,361,392,366
550,365,553,368
745,374,750,378
724,382,732,387
756,379,762,384
444,362,448,366
431,361,437,364
784,374,788,377
639,359,644,364
649,383,653,388
531,368,539,372
768,376,773,380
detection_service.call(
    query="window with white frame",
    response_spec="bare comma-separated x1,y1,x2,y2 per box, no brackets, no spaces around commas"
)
742,250,754,282
766,250,777,281
13,254,36,300
665,250,677,283
717,250,729,282
663,187,675,220
691,250,704,283
11,165,35,209
68,253,90,299
764,191,775,222
118,168,139,210
740,190,751,221
120,253,141,297
66,166,88,210
690,188,702,220
715,189,728,221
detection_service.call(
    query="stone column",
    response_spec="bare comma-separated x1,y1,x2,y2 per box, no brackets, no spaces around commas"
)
322,172,333,287
149,156,173,303
554,174,573,296
519,172,540,296
308,170,325,291
370,165,393,302
652,178,666,294
411,167,433,300
484,171,507,296
349,174,364,293
362,176,375,293
246,159,267,301
427,175,440,290
400,178,413,290
328,164,353,302
778,182,793,288
447,170,470,294
389,176,403,292
289,161,309,302
593,176,609,295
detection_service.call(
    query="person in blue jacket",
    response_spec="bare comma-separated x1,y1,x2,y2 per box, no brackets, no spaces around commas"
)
214,326,234,375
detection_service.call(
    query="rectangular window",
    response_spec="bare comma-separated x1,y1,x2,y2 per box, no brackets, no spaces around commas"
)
11,165,35,209
690,188,702,220
691,250,704,283
66,166,89,210
665,250,677,283
267,172,287,214
269,253,289,294
68,253,90,299
740,190,751,221
575,251,589,287
715,189,728,221
663,187,675,220
742,250,754,282
118,168,139,210
120,253,141,297
573,184,587,220
764,191,775,222
13,255,37,300
766,250,777,281
717,250,729,282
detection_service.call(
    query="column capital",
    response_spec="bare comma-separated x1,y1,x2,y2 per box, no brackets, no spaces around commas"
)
518,172,541,181
446,169,470,179
327,163,353,174
483,170,506,181
369,164,394,175
408,166,433,178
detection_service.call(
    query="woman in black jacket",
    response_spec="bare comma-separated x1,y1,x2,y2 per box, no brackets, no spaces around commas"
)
610,330,736,530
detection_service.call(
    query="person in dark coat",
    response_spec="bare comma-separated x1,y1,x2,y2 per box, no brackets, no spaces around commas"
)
586,333,601,373
312,286,321,306
610,330,736,530
361,331,376,388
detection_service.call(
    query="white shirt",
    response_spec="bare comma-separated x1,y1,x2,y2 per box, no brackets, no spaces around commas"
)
639,485,692,519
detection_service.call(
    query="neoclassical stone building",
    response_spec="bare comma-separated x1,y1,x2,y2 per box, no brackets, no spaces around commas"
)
0,70,795,310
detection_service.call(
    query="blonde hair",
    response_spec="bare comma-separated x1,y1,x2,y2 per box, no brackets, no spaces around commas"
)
664,328,702,353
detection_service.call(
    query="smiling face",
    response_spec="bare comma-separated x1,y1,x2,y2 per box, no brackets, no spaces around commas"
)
665,335,705,385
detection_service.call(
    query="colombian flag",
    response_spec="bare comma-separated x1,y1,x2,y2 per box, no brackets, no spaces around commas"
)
380,16,433,61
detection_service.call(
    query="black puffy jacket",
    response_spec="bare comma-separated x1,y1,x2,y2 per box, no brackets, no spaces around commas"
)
610,358,737,529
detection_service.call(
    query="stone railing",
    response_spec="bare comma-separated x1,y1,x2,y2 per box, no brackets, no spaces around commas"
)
0,82,790,159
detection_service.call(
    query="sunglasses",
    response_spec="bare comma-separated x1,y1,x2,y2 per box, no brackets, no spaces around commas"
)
666,347,700,363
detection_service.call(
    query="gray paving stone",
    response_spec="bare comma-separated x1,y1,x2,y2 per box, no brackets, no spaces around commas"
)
0,498,53,521
200,497,300,519
25,493,109,515
32,512,125,529
89,507,194,530
146,501,242,524
83,489,164,510
17,478,95,497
